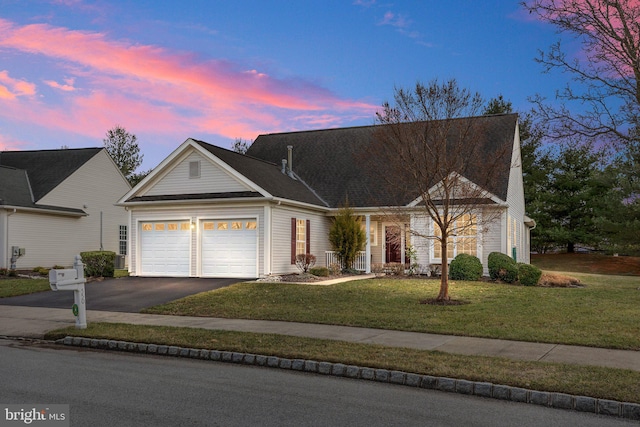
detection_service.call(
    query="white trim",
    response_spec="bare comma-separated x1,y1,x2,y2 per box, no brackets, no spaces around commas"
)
365,215,371,273
407,172,506,208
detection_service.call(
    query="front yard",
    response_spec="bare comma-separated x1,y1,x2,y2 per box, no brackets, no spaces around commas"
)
144,272,640,350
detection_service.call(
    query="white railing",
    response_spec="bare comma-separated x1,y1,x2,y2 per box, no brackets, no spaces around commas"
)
325,251,367,271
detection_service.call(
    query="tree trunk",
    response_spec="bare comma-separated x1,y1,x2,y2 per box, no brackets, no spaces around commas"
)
567,242,575,253
437,239,450,301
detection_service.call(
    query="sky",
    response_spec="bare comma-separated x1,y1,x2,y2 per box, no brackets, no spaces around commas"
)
0,1,571,170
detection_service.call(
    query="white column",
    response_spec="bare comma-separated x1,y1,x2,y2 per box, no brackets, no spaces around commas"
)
365,214,371,273
264,205,271,276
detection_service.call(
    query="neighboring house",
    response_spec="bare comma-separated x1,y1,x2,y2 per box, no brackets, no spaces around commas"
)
118,113,534,278
0,148,131,270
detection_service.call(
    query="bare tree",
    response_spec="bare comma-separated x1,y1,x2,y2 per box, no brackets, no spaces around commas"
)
522,0,640,146
372,79,512,301
232,138,252,154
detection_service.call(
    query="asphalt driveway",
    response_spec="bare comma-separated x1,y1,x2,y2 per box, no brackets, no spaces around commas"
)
0,277,242,313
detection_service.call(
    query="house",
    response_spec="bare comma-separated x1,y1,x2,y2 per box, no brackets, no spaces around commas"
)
0,148,131,270
118,113,534,278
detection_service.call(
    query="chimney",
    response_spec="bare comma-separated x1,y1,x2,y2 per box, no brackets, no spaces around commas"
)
287,145,294,178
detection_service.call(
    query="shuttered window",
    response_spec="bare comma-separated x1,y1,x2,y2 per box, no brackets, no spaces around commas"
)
290,218,311,264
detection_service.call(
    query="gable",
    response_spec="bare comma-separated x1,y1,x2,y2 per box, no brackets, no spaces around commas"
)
0,148,102,202
141,149,252,197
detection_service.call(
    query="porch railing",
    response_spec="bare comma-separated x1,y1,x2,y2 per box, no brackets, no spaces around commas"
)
325,251,367,272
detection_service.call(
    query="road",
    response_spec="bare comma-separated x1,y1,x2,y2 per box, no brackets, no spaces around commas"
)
0,339,636,427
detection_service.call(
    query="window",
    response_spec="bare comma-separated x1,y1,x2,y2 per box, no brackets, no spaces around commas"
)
433,214,477,260
291,218,310,264
361,221,378,246
189,161,201,179
119,225,127,255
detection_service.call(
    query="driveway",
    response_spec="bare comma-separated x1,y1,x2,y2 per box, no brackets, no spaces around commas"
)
0,277,242,312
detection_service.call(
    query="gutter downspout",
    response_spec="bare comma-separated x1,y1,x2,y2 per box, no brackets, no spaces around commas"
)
5,208,16,270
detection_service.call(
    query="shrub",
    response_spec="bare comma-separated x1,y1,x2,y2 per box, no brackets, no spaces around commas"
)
488,252,518,283
449,253,483,281
295,253,316,273
518,263,542,286
32,266,50,276
0,268,7,276
538,273,582,287
309,266,330,277
328,205,366,270
80,251,116,278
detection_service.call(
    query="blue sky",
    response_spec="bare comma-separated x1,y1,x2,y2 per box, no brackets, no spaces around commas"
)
0,1,568,169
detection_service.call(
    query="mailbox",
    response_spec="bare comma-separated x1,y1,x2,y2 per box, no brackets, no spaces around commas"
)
49,268,84,290
48,255,87,329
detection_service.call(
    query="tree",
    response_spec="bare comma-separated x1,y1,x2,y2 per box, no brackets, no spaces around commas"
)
103,125,144,185
373,79,511,301
232,138,252,154
328,205,366,271
522,0,640,148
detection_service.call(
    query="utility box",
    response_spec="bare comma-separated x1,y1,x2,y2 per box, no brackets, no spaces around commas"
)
115,255,125,269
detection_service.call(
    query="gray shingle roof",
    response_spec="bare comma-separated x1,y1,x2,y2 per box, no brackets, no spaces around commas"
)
247,114,518,208
0,148,100,214
0,148,102,201
192,140,328,206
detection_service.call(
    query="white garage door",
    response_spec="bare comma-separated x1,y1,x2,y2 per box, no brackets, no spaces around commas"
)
201,218,257,278
139,221,191,276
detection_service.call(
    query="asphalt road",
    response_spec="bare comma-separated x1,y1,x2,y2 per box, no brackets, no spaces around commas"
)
1,339,636,427
0,276,240,312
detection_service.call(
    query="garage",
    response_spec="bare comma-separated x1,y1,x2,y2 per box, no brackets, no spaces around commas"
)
139,220,191,276
201,218,257,278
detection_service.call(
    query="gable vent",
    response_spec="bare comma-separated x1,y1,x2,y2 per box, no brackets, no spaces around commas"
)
189,161,201,179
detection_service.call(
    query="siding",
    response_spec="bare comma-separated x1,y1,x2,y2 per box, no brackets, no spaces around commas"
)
129,204,265,277
143,150,250,196
270,205,330,274
10,150,130,269
504,124,530,263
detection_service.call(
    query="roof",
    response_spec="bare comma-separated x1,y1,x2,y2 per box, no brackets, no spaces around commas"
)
0,148,102,201
192,140,328,206
247,113,518,208
0,148,101,215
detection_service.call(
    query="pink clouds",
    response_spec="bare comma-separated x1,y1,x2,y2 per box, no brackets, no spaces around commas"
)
0,70,36,99
0,17,378,143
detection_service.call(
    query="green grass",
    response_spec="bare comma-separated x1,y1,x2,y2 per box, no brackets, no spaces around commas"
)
0,278,50,298
144,273,640,350
45,322,640,404
114,269,129,278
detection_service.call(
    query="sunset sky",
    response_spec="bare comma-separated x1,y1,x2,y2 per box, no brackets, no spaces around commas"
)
0,1,571,170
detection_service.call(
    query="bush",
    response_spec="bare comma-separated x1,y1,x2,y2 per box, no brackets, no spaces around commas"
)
295,253,316,273
80,251,116,278
32,266,50,276
518,263,542,286
488,252,518,283
309,267,330,277
449,254,483,281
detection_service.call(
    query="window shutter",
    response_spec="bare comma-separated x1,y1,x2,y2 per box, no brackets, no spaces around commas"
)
306,219,311,254
291,218,296,264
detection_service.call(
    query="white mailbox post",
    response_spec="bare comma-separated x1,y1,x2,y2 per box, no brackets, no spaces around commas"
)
49,255,87,329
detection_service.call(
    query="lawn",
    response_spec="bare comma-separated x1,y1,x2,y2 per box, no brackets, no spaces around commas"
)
144,271,640,350
0,278,49,298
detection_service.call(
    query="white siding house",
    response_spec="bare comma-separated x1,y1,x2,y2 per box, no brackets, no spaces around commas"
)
0,148,130,270
119,113,533,279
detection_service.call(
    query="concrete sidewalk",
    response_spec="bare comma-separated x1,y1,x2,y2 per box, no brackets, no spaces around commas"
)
2,305,640,372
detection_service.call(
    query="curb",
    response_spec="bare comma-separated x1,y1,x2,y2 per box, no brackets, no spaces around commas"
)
58,336,640,421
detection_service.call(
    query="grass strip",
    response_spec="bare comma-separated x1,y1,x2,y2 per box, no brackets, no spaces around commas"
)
45,322,640,404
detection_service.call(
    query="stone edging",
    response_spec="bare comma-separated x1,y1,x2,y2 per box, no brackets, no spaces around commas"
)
58,336,640,421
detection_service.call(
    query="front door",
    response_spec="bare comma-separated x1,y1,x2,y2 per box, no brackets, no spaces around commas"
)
385,225,408,264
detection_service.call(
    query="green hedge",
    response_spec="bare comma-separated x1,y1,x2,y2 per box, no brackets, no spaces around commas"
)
309,267,330,277
80,251,116,278
518,263,542,286
487,252,518,283
449,253,483,281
